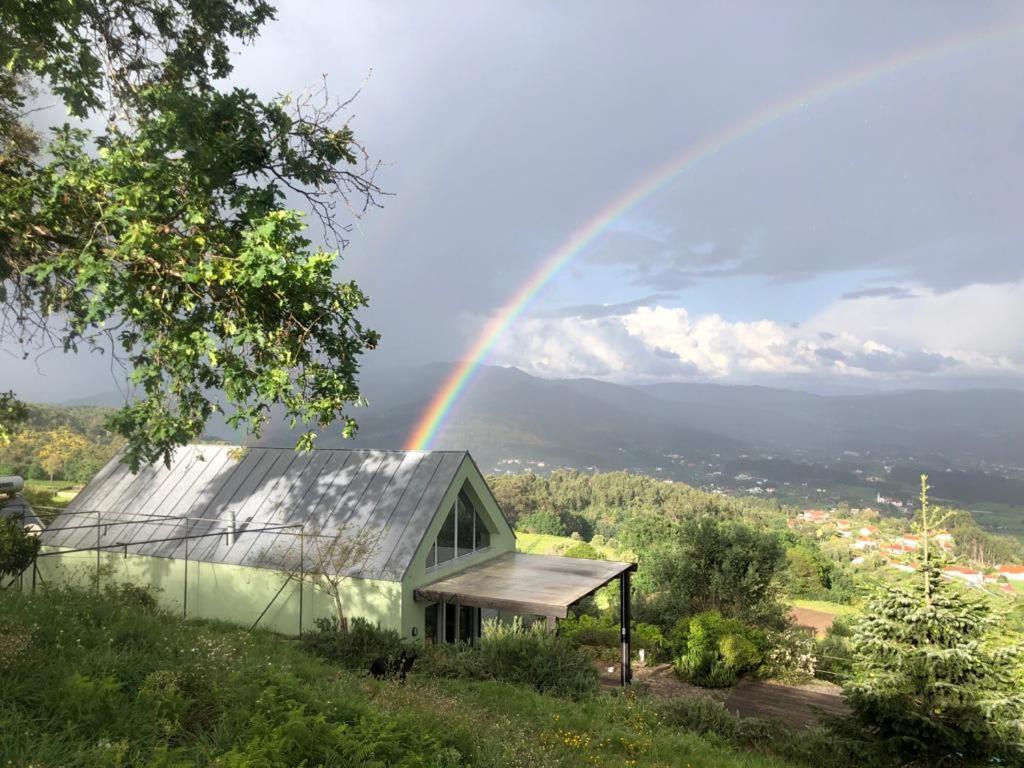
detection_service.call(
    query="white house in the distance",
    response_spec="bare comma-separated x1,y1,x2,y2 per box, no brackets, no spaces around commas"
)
999,564,1024,582
941,565,984,588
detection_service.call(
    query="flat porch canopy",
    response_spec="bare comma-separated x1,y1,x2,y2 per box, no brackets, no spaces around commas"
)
414,552,638,685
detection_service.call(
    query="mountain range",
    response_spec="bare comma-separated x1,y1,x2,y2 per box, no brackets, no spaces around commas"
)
246,364,1024,477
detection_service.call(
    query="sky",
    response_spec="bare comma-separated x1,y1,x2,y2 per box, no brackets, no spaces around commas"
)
4,0,1024,401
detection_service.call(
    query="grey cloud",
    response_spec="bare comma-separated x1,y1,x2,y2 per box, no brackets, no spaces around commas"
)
815,346,958,373
842,286,918,300
546,293,677,319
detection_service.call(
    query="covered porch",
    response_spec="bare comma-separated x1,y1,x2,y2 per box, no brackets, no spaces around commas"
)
414,552,637,685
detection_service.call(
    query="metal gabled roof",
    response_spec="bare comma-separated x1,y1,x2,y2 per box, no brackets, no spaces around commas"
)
40,445,470,581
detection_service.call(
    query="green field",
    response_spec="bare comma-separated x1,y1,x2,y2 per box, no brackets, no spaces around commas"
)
515,531,627,560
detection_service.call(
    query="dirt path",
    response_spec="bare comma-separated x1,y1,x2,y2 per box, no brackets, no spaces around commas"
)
601,662,849,729
724,679,849,727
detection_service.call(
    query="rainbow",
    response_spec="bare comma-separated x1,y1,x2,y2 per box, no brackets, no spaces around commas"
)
405,18,1023,451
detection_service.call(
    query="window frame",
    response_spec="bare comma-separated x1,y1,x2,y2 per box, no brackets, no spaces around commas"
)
426,485,493,571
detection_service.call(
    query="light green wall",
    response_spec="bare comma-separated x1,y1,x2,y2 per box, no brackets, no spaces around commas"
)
34,547,402,636
399,455,517,640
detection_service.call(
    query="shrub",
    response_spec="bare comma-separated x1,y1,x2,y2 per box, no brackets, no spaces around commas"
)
761,625,816,682
589,534,606,548
719,633,760,671
420,617,599,700
0,514,39,579
299,616,409,671
518,509,565,536
814,617,853,683
674,611,766,687
559,613,619,647
559,614,669,662
104,582,159,613
479,617,598,699
563,541,603,560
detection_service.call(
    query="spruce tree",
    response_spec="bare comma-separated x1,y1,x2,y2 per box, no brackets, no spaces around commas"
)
844,475,1024,766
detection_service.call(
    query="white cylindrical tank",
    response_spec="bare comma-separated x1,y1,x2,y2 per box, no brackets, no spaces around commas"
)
0,476,25,494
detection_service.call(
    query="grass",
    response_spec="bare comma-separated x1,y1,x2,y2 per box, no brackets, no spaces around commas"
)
0,585,801,768
515,532,625,560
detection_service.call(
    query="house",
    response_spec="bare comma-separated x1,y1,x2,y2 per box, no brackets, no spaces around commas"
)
799,509,829,523
36,446,637,680
999,564,1024,582
895,534,920,550
852,536,877,551
859,525,879,538
941,565,983,587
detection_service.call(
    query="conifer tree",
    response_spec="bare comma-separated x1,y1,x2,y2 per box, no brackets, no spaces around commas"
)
844,475,1024,766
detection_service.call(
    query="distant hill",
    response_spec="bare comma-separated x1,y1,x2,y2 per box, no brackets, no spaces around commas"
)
254,363,1024,474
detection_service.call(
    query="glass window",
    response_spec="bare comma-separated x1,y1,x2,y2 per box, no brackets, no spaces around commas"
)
425,603,439,644
457,491,475,556
444,603,457,644
458,605,477,644
436,505,455,563
474,510,490,550
426,542,436,568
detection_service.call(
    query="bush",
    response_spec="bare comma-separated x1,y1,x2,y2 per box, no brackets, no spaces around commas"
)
673,611,766,688
814,617,853,683
299,616,409,671
559,614,669,662
562,541,603,560
518,509,565,536
719,633,760,671
420,617,598,700
760,625,817,682
0,514,39,578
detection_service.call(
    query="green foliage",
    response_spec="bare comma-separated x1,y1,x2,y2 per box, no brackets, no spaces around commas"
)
0,583,849,768
1,1,380,469
0,412,122,484
558,613,669,662
419,617,599,700
843,476,1024,766
759,625,817,683
674,611,766,688
657,697,883,768
518,509,566,536
562,541,603,560
647,516,786,629
784,544,826,597
0,391,28,445
0,514,39,577
844,562,1024,766
299,616,409,671
814,617,854,683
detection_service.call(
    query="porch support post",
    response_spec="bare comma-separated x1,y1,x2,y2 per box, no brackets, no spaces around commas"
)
619,568,632,686
546,614,558,634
